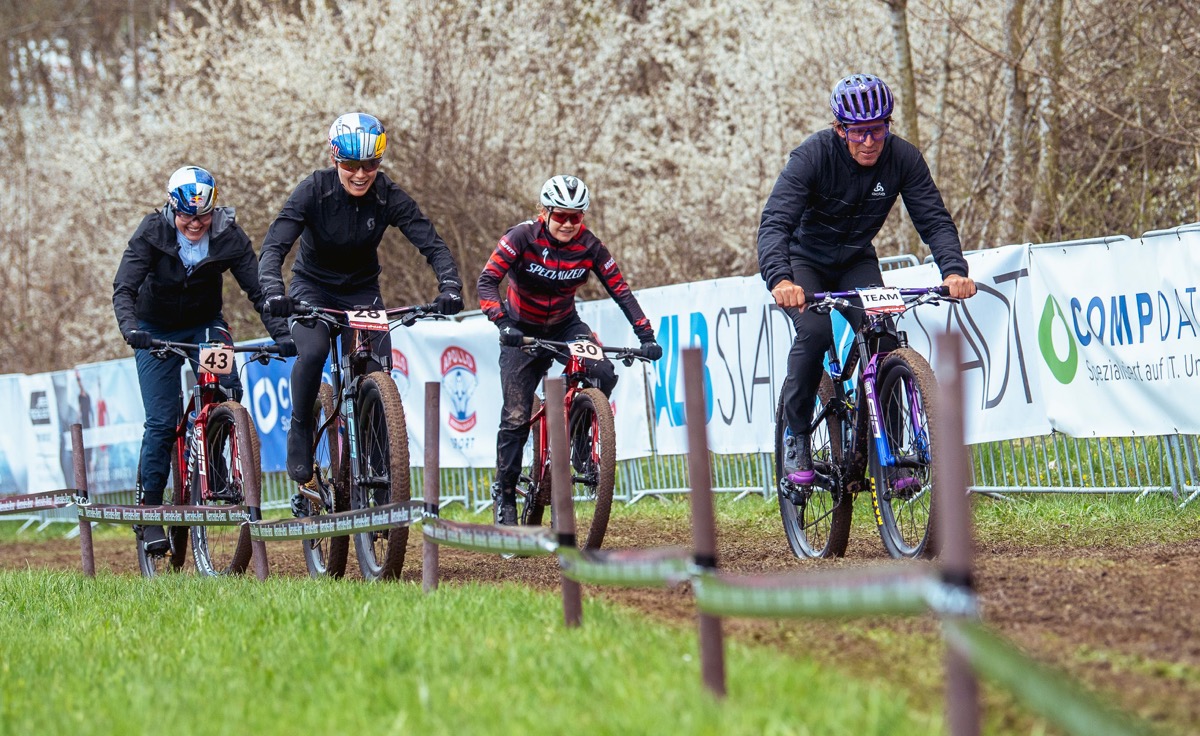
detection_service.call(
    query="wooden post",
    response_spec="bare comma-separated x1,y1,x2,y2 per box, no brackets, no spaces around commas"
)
423,381,440,594
546,377,582,627
934,333,980,736
682,348,726,698
71,423,95,577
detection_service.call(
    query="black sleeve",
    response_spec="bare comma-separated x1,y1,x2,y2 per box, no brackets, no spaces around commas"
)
388,190,463,294
112,215,156,337
258,178,313,298
756,146,814,290
228,224,290,340
899,148,968,278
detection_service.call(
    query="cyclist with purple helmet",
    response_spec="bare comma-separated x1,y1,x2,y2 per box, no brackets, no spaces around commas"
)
757,73,977,485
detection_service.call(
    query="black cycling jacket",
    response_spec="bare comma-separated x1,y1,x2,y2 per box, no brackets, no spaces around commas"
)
112,206,289,339
757,127,968,290
258,168,462,298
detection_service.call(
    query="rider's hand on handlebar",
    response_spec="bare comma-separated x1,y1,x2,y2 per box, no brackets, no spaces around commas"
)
639,339,663,361
942,274,977,299
770,279,808,311
265,294,295,318
432,287,464,316
274,337,298,358
497,320,525,347
124,329,153,350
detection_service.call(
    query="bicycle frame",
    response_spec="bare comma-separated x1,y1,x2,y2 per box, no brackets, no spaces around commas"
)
526,351,592,479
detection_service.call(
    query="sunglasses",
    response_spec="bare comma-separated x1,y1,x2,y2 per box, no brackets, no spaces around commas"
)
842,122,890,144
548,209,585,225
175,211,213,225
336,159,382,172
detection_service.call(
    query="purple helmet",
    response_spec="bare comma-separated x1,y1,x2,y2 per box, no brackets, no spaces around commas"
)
829,74,894,124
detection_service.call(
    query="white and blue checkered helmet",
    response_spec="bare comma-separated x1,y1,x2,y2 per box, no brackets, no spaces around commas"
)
328,112,387,162
166,166,217,216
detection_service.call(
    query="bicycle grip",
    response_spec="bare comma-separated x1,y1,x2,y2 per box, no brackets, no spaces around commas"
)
936,285,951,297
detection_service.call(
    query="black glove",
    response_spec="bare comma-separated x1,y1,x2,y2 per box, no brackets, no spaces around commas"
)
639,340,663,361
265,294,294,318
497,320,525,347
275,337,297,358
125,330,153,350
433,288,464,316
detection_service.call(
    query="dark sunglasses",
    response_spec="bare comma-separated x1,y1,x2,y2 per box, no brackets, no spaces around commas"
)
548,209,584,225
336,159,382,172
842,122,890,143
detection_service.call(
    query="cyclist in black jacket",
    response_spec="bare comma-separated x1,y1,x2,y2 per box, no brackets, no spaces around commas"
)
258,112,464,494
757,73,976,485
113,165,294,555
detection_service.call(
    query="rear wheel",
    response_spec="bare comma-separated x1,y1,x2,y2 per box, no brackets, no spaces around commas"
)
776,374,853,559
567,388,615,549
519,395,552,527
191,402,254,576
301,383,349,578
869,348,940,559
350,372,410,581
136,451,189,578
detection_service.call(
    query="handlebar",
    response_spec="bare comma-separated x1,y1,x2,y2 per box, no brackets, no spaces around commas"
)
804,285,956,314
519,336,656,365
291,301,446,328
148,339,281,361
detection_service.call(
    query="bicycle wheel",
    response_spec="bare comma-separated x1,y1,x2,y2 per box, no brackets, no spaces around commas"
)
136,452,189,578
301,383,350,578
519,395,552,527
869,348,940,559
775,374,853,559
191,401,254,576
349,372,410,581
567,388,615,549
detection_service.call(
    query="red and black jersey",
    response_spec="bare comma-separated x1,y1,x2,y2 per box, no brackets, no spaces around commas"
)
478,217,653,340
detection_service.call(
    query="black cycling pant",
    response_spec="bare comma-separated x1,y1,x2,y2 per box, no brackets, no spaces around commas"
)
779,256,884,435
287,277,389,432
494,315,617,490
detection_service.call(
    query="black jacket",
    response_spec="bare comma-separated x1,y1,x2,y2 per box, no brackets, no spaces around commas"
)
112,206,289,339
757,128,968,290
258,168,462,298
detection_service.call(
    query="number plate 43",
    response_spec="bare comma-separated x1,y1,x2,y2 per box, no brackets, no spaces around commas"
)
199,343,234,375
857,287,905,315
567,339,604,362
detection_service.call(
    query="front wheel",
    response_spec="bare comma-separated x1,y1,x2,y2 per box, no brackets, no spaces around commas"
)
301,383,349,578
349,372,410,581
775,374,853,559
567,388,615,549
190,402,255,576
869,348,940,559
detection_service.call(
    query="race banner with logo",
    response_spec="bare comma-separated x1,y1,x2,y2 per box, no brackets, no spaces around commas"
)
1028,233,1200,436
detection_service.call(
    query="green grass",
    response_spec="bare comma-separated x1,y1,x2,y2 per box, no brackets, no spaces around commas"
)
0,571,936,736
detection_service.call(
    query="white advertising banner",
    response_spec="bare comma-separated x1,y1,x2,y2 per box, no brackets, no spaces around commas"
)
0,374,30,494
17,373,64,492
1028,233,1200,436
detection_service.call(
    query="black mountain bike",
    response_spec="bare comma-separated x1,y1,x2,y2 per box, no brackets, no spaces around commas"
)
775,285,956,559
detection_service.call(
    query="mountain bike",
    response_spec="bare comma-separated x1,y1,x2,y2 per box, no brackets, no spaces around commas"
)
136,338,280,578
516,336,654,549
774,285,956,560
290,302,442,581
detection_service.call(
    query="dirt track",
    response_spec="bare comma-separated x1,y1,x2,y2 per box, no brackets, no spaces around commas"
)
3,516,1197,734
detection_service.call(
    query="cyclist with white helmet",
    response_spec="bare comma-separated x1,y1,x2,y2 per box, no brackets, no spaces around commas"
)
113,165,294,555
478,174,662,525
757,73,977,488
259,112,464,495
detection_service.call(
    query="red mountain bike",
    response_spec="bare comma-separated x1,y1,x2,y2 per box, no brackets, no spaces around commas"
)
516,336,654,549
136,339,280,578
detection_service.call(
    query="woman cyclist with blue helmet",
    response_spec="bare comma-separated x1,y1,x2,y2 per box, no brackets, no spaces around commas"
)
113,165,294,555
756,73,977,487
258,112,464,498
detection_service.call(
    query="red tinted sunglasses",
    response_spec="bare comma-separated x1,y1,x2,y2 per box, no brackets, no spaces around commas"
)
336,159,381,173
548,209,584,225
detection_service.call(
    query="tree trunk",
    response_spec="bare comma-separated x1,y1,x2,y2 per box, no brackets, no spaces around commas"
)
880,0,920,148
928,0,955,182
1025,0,1062,240
998,0,1028,245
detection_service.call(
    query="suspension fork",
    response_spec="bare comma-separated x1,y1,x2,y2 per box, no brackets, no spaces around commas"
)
861,352,899,468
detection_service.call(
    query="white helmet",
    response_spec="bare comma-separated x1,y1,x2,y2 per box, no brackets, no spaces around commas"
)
167,166,217,216
540,175,590,211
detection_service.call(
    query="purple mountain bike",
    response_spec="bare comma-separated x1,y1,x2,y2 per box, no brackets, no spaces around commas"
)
774,285,957,559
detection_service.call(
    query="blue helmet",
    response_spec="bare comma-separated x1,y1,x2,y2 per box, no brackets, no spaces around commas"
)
328,112,387,162
167,166,217,216
829,74,894,124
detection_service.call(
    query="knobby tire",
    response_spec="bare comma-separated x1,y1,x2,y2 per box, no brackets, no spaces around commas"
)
350,372,410,581
191,401,254,576
302,383,349,578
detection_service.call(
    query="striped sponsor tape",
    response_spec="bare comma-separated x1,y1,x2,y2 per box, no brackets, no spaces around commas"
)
0,489,77,515
556,546,692,587
249,501,424,541
421,517,557,556
77,503,249,526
